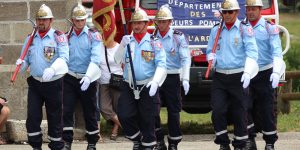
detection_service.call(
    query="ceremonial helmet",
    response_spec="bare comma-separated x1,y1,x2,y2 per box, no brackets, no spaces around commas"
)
154,4,173,20
245,0,264,7
220,0,240,10
130,8,149,22
36,4,54,19
72,3,88,20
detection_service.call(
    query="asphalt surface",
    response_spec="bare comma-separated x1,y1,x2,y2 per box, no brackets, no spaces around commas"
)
1,132,300,150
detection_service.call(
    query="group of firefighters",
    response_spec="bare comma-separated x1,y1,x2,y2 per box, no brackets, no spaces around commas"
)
11,0,285,150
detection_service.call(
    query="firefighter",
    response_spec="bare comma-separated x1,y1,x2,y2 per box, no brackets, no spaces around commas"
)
245,0,284,150
15,4,69,150
115,8,167,150
206,0,259,149
153,4,191,150
62,3,102,150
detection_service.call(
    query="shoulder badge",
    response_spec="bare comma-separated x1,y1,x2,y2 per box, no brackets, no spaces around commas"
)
266,20,275,25
173,29,183,35
54,30,66,43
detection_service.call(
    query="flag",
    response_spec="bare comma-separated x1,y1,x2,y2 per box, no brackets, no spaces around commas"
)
92,0,117,46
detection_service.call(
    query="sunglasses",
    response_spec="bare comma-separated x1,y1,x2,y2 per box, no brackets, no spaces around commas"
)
222,10,234,14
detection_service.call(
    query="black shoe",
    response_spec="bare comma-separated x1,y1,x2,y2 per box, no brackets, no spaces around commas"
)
168,144,178,150
133,141,142,150
62,142,72,150
234,147,246,150
219,145,231,150
87,143,96,150
33,148,42,150
265,144,275,150
156,140,167,150
245,138,257,150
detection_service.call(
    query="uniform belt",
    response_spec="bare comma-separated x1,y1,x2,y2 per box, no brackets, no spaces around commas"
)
125,78,152,85
167,69,181,74
216,68,244,74
33,74,63,82
259,63,273,71
68,71,85,79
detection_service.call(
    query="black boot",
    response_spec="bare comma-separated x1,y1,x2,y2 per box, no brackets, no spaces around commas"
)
219,145,231,150
265,144,275,150
62,142,72,150
168,144,178,150
156,140,167,150
245,138,257,150
86,143,96,150
133,141,142,150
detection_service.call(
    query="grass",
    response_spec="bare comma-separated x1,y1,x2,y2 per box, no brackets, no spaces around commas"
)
100,13,300,135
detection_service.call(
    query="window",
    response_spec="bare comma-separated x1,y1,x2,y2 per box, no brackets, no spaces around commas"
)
140,0,158,10
262,0,272,9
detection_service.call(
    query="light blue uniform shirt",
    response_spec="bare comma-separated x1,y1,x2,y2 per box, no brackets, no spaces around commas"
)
123,33,166,81
206,19,258,70
156,28,191,72
248,17,283,68
21,28,69,77
68,26,102,73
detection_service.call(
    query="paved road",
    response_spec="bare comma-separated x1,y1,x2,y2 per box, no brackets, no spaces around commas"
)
1,132,300,150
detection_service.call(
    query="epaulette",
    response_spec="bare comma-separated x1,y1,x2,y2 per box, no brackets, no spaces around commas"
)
150,35,158,41
241,20,250,26
266,20,275,25
173,29,183,35
54,30,64,36
88,28,98,33
213,22,220,27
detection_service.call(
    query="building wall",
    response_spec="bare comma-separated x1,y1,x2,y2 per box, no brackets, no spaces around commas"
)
0,0,78,120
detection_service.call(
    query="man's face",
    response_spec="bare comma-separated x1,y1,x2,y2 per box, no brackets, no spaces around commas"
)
131,21,148,33
246,6,261,21
36,18,53,31
155,20,172,32
222,10,238,24
72,19,86,30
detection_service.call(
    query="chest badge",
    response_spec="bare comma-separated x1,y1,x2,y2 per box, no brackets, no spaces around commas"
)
234,37,238,46
141,50,154,62
44,46,55,61
170,48,176,55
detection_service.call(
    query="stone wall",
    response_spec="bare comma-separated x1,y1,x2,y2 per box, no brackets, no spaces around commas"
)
0,0,78,120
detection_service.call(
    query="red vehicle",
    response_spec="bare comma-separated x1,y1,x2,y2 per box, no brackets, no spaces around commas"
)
83,0,290,113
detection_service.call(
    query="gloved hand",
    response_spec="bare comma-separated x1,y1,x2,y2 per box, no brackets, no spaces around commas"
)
16,58,24,65
207,53,216,68
120,35,131,46
42,68,55,81
270,73,280,88
80,76,91,91
146,81,159,96
241,73,251,88
182,80,190,95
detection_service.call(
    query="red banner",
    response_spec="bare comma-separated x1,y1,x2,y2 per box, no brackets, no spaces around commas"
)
92,0,117,46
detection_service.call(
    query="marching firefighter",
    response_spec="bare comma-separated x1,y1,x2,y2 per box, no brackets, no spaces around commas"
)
115,8,167,150
15,4,69,150
62,3,102,150
206,0,259,149
245,0,284,150
153,4,191,150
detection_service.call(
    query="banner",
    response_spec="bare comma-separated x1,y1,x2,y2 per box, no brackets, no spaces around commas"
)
157,0,246,48
93,0,117,46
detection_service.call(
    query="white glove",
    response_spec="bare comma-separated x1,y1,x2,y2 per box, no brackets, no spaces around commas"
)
42,68,55,81
182,80,190,95
146,81,159,96
120,35,131,46
270,73,280,88
80,76,91,91
207,53,216,68
241,73,251,88
16,58,24,65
